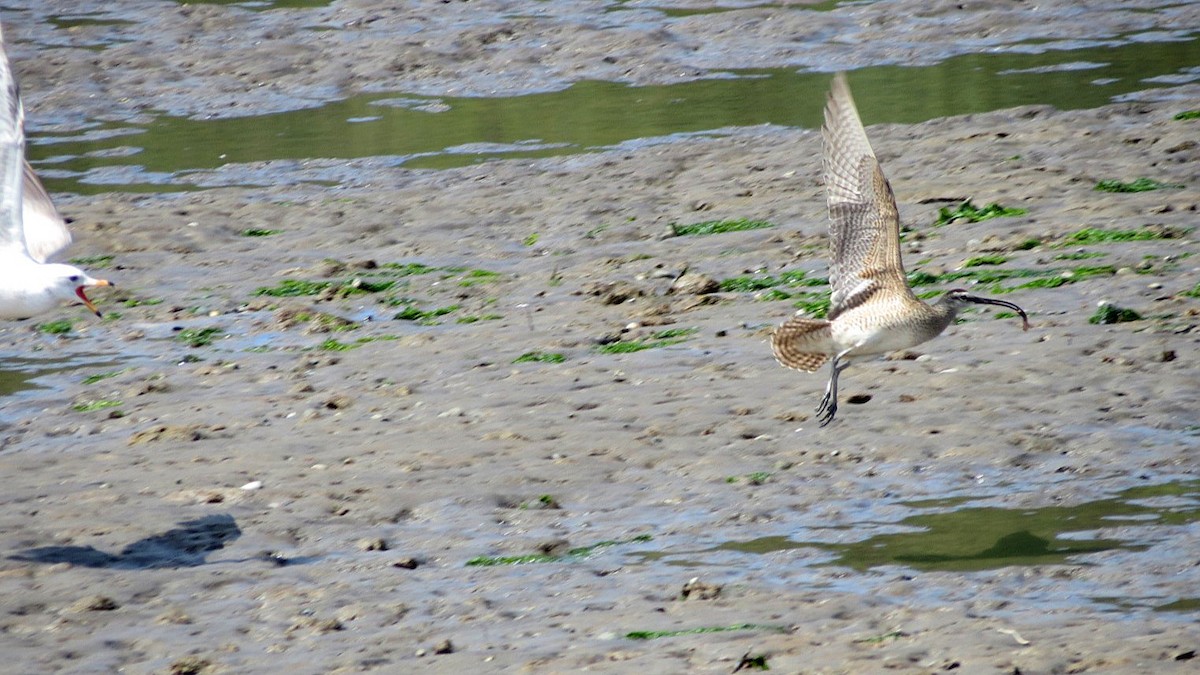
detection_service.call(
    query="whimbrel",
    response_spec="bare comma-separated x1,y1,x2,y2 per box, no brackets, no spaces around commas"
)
772,73,1030,426
0,23,111,320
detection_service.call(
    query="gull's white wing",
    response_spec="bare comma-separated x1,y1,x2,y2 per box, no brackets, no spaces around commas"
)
0,24,30,259
22,159,70,262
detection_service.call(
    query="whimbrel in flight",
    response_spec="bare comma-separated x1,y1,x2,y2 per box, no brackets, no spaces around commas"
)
772,73,1030,426
0,23,111,320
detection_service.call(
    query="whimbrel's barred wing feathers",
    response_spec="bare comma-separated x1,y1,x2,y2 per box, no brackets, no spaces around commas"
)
0,23,27,257
821,73,913,319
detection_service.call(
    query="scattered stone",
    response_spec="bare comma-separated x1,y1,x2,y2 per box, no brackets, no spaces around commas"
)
128,424,227,445
392,557,421,570
680,577,722,600
359,537,389,551
580,280,646,305
669,271,719,295
168,657,212,675
433,639,454,655
69,595,119,613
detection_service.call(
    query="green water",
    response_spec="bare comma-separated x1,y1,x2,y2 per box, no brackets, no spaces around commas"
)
30,33,1200,194
0,356,124,397
717,480,1200,573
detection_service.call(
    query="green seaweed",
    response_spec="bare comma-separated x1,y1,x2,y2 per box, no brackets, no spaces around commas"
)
69,254,115,268
377,262,439,277
176,327,223,347
37,319,73,335
1053,251,1107,261
455,314,502,324
82,370,124,385
318,335,402,351
934,200,1027,226
596,328,697,354
122,297,164,307
1174,110,1200,121
961,254,1009,267
393,304,460,323
727,472,772,485
459,269,502,287
72,399,122,413
670,218,774,237
513,351,566,364
254,279,331,297
1089,304,1142,324
1062,227,1184,245
1094,178,1184,193
240,228,280,237
720,269,826,293
466,534,652,567
791,292,832,318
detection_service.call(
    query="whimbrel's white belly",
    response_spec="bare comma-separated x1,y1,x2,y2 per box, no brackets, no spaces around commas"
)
830,304,935,356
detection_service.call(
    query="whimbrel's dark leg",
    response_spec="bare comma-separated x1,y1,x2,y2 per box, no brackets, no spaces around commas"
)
816,354,852,426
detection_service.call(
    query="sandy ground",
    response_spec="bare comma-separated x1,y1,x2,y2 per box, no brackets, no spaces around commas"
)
0,1,1199,673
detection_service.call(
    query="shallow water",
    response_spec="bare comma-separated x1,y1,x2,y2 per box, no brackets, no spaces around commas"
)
715,480,1200,573
0,354,125,398
31,31,1200,193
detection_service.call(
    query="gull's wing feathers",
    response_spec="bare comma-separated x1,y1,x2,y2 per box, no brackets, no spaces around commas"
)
0,23,29,258
821,73,914,320
22,159,70,262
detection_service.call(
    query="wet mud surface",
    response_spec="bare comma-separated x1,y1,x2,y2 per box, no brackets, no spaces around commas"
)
0,1,1198,672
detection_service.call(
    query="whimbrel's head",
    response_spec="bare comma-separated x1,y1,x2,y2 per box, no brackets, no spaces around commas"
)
940,288,1031,331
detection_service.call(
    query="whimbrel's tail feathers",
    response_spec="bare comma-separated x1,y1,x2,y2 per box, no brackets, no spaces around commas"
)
772,317,834,372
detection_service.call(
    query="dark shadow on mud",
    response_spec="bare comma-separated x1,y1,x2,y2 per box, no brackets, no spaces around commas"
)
10,514,240,569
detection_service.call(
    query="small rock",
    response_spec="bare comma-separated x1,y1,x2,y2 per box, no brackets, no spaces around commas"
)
433,639,454,655
680,577,722,600
669,271,719,295
359,538,389,552
69,595,119,612
392,557,421,570
168,657,212,675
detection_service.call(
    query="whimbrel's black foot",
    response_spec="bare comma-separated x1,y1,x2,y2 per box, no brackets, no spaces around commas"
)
816,394,838,426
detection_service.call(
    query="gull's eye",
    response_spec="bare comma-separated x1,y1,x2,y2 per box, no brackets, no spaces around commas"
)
69,275,80,283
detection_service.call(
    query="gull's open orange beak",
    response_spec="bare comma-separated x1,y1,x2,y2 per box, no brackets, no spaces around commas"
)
76,279,113,317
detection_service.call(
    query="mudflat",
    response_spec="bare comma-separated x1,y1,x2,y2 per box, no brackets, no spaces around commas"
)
0,1,1198,672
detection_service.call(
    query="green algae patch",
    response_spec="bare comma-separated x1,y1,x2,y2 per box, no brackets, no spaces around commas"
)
1089,304,1142,325
513,351,566,364
596,328,697,354
934,200,1027,226
670,218,774,236
1094,178,1184,193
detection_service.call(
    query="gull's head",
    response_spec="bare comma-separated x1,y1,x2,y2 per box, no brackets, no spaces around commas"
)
940,288,1030,330
44,263,113,317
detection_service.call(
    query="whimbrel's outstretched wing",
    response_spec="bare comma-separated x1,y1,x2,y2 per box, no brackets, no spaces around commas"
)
0,23,27,259
821,73,915,321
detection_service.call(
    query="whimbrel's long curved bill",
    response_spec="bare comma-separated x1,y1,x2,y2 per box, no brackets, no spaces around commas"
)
959,293,1031,331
